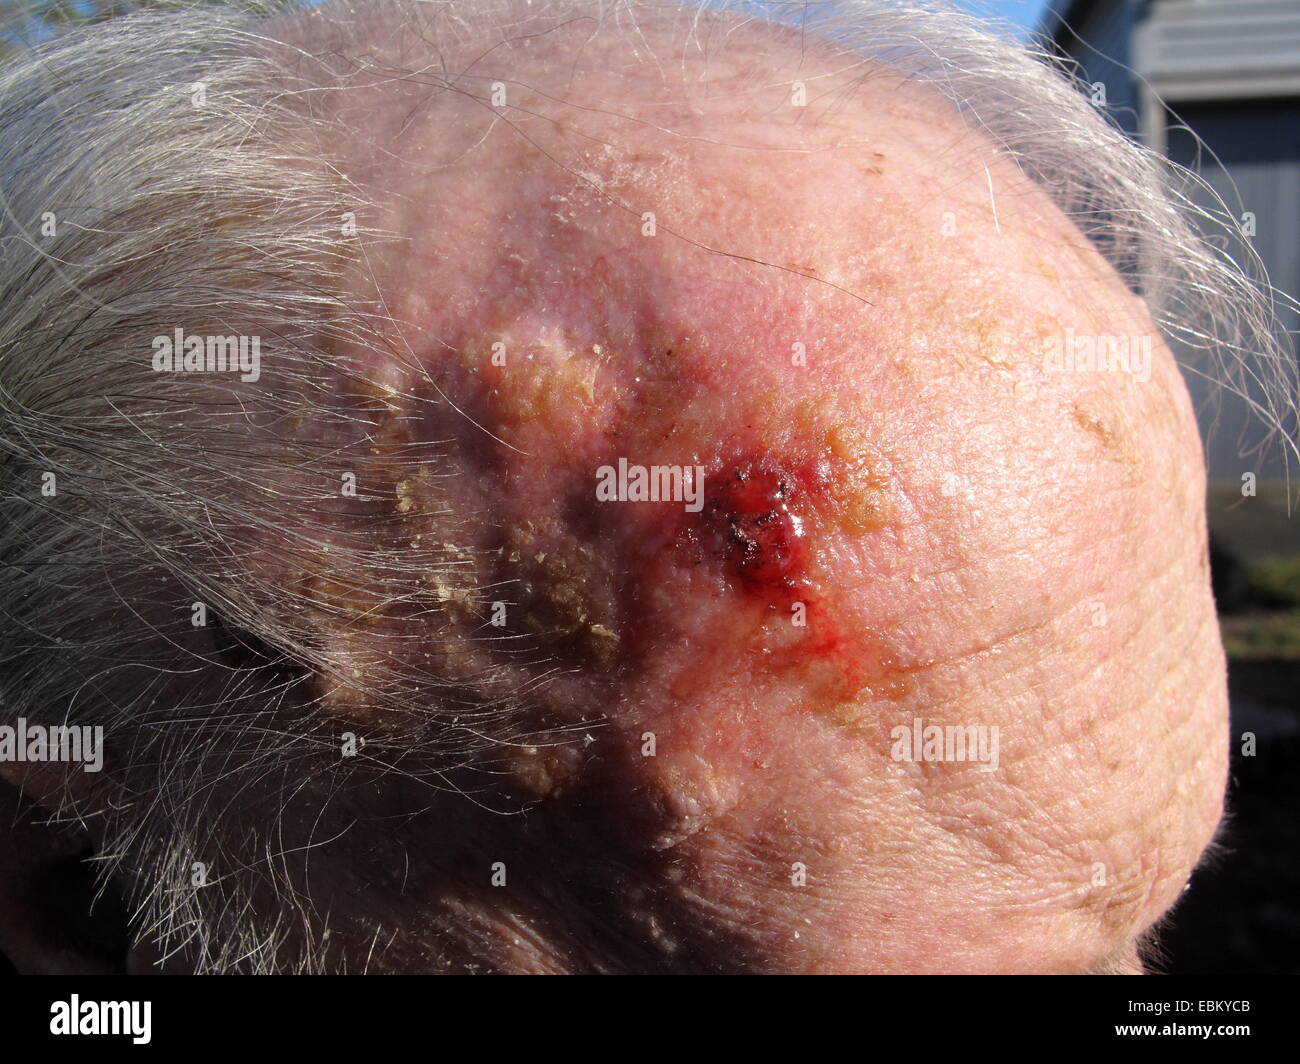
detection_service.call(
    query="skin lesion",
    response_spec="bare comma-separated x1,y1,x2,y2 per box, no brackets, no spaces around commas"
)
481,334,605,436
1071,397,1145,469
502,521,624,672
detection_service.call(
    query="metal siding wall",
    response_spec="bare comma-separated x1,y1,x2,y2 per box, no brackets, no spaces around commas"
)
1141,0,1300,83
1066,0,1142,135
1165,100,1300,482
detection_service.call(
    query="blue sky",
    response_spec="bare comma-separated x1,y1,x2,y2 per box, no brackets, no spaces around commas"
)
952,0,1055,38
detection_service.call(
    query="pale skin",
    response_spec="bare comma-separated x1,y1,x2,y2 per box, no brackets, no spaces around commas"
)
0,1,1228,973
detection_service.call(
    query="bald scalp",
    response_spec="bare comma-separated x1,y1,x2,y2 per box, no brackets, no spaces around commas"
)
261,0,1226,972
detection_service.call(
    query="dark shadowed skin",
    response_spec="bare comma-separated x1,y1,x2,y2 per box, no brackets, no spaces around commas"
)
2,0,1229,973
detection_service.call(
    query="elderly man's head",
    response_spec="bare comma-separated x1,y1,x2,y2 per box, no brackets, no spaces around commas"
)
0,0,1289,973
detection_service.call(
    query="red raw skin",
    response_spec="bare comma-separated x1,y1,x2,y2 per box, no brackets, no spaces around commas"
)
661,453,891,700
697,457,807,594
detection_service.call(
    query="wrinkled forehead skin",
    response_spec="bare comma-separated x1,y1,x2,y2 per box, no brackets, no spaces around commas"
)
261,0,1227,973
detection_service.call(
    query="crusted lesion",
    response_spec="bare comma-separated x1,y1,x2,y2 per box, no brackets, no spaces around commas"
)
1071,398,1143,470
504,521,622,672
258,378,516,723
482,329,605,433
822,423,895,533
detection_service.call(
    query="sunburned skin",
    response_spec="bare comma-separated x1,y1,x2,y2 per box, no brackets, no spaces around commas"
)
187,0,1230,974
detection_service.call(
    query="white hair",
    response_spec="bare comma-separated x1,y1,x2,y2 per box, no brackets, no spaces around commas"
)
0,0,1293,972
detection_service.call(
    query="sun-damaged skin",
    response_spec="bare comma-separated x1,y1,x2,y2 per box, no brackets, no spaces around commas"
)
73,2,1223,974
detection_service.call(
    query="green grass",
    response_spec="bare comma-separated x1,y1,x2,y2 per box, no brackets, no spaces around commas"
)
1222,609,1300,661
1246,556,1300,609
